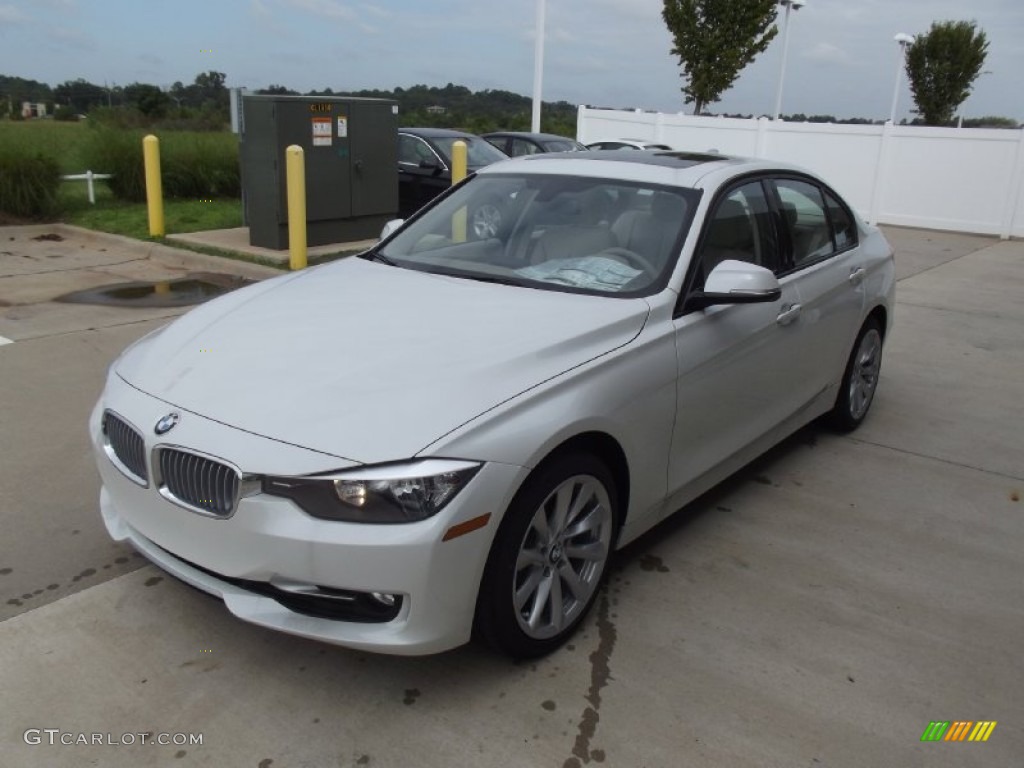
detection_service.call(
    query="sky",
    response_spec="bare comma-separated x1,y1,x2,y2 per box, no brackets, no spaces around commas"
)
2,0,1023,123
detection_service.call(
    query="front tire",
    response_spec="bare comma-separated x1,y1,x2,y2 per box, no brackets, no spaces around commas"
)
827,318,884,432
475,453,618,659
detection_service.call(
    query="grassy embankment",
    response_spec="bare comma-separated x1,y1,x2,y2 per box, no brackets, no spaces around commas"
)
0,120,241,238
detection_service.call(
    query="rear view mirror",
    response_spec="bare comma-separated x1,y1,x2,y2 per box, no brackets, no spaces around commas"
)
379,219,404,241
686,260,781,311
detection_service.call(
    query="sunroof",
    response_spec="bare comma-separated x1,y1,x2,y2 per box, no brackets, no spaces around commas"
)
526,150,727,168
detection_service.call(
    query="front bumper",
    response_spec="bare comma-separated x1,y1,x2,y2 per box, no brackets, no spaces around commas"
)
90,377,526,655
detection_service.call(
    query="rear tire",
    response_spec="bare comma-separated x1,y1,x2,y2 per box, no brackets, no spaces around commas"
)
827,318,884,432
475,453,618,659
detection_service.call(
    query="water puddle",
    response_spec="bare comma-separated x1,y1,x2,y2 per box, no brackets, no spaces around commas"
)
56,273,254,308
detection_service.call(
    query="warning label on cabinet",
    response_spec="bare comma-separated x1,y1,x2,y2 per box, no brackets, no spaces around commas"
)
337,116,348,138
311,117,332,146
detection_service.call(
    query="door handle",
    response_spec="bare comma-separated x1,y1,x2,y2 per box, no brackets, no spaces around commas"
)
848,267,866,285
776,303,802,326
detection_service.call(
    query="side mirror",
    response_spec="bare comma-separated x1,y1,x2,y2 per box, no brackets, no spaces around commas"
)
379,218,404,241
685,259,781,311
418,159,442,174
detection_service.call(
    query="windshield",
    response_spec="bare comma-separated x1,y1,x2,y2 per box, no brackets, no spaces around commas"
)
432,136,508,167
377,174,700,297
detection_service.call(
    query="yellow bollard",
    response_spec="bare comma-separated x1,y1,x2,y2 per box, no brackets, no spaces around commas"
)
451,140,467,186
285,144,307,270
451,140,467,243
142,135,164,237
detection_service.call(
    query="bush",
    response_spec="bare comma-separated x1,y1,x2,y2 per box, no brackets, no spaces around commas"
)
79,126,147,200
79,126,239,202
53,106,78,122
0,150,61,217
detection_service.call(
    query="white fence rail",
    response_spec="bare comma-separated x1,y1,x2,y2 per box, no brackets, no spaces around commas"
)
61,171,112,204
577,106,1024,239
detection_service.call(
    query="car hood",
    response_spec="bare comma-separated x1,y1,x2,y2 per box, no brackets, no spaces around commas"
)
116,258,649,464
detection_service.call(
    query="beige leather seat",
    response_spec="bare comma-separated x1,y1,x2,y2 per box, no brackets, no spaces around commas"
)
530,226,617,264
611,192,687,270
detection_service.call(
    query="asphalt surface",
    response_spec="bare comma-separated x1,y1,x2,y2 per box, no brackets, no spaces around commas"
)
1,223,1021,767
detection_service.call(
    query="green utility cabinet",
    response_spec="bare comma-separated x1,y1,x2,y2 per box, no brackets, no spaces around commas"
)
240,95,398,249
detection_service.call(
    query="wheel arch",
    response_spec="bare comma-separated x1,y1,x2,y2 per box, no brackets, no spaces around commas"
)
866,304,888,340
529,431,630,532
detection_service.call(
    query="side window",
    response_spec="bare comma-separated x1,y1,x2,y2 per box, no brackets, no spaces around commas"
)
693,181,778,289
775,179,834,267
484,137,506,153
399,135,441,167
398,135,420,165
823,189,858,252
510,138,542,157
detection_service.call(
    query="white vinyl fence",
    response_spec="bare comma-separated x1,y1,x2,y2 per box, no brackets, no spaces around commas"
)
577,106,1024,239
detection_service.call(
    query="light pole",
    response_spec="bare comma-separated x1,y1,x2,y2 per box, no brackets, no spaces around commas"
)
772,0,805,121
531,0,547,133
889,33,914,124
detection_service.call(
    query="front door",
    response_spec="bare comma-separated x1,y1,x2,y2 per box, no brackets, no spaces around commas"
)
667,179,805,495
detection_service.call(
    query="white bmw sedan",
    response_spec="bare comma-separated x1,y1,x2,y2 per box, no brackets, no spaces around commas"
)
91,151,894,658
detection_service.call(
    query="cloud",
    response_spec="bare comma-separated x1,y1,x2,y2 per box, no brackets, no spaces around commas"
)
50,26,96,51
284,0,353,20
0,4,29,23
250,0,271,16
360,3,391,19
801,42,851,65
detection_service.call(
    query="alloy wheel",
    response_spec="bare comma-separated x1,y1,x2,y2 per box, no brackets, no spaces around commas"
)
512,474,613,640
849,328,882,420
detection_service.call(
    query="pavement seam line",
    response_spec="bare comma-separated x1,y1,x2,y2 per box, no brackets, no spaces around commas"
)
847,437,1024,482
895,241,1000,283
895,300,1011,319
4,313,184,343
0,256,151,280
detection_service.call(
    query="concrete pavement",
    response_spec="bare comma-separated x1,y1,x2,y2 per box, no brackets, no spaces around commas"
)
1,224,1021,767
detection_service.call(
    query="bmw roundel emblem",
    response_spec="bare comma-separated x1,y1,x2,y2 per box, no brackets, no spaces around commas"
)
154,412,180,435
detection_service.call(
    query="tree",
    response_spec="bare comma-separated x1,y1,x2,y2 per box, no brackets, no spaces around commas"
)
905,21,988,126
662,0,778,114
192,70,228,110
53,78,107,112
122,83,171,118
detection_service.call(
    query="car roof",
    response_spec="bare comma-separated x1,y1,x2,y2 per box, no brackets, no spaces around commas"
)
475,150,816,188
483,132,575,141
400,127,477,139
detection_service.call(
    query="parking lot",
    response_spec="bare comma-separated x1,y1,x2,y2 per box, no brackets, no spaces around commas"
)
1,223,1021,767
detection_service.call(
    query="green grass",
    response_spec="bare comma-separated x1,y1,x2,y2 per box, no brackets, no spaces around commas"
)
0,120,90,173
59,182,242,240
0,119,242,236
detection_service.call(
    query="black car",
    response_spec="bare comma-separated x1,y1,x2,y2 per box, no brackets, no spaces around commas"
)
482,131,586,157
398,128,508,220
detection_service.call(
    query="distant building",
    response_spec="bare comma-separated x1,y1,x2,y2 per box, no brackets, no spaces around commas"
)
21,102,47,118
426,105,447,115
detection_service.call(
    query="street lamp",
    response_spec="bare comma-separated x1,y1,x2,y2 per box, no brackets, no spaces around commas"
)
772,0,805,121
889,33,915,124
531,0,547,133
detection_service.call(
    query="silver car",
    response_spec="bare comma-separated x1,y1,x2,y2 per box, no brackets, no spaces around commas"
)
91,151,894,658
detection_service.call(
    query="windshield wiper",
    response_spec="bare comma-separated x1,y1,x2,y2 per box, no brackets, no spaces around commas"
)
440,271,534,288
358,249,397,266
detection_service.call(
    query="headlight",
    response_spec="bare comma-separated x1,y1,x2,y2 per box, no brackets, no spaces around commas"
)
261,459,481,523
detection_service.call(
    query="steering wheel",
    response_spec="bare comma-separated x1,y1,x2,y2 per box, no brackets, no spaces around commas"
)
599,247,659,278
